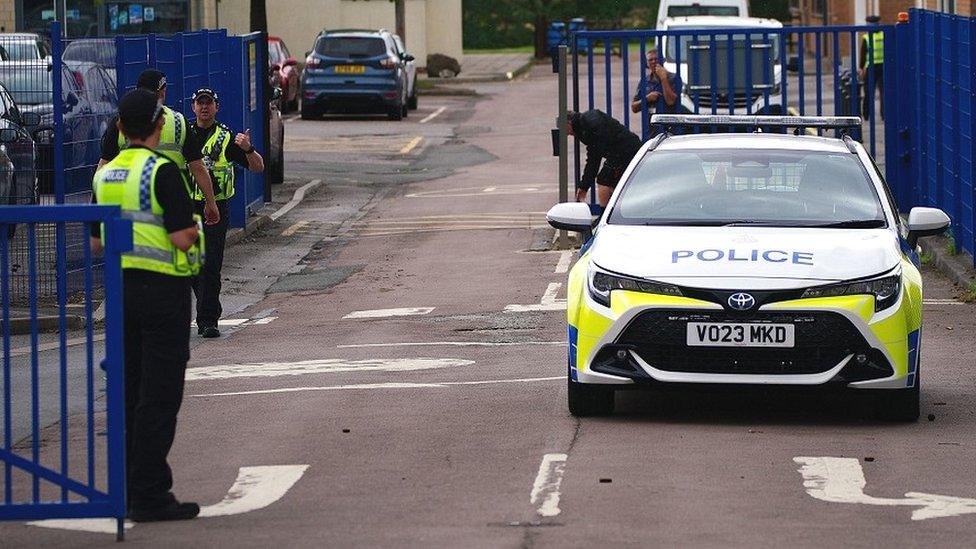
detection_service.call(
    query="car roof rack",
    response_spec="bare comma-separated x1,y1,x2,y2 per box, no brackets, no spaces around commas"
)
650,114,862,133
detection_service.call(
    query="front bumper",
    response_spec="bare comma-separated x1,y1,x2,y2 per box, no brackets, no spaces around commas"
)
569,287,919,390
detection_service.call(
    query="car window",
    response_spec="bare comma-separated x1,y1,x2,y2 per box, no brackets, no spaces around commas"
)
393,36,405,55
665,30,779,65
280,41,291,59
609,149,885,227
0,40,40,60
316,37,386,58
0,68,52,105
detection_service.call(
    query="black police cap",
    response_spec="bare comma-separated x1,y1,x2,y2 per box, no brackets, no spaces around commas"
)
118,89,164,135
137,69,167,92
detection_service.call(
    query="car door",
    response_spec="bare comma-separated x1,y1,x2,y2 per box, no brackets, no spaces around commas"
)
392,35,415,96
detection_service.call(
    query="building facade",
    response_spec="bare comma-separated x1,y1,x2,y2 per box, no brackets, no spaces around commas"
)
0,0,462,68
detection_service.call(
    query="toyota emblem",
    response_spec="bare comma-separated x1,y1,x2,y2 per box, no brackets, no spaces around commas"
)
728,293,756,311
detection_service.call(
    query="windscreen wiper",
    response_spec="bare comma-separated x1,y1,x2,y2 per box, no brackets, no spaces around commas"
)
812,219,887,228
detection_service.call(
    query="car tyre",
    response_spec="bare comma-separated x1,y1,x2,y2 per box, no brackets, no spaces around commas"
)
300,104,319,120
874,374,920,422
408,86,418,110
388,102,404,121
567,378,614,417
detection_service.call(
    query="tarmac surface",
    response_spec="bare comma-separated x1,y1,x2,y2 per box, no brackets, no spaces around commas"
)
2,63,976,547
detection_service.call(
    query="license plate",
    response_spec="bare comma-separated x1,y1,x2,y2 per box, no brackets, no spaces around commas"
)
686,322,795,348
334,65,365,74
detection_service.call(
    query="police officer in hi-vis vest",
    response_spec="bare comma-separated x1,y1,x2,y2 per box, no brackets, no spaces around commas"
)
99,69,221,226
858,15,884,121
91,89,203,522
188,87,264,338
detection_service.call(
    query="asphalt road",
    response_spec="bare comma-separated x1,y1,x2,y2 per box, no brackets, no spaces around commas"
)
3,64,976,547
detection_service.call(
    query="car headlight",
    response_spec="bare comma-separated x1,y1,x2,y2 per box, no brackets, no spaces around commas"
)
800,274,901,312
588,265,682,307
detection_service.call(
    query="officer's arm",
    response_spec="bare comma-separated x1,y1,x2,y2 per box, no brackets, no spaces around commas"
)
189,160,217,203
169,226,199,252
244,149,264,173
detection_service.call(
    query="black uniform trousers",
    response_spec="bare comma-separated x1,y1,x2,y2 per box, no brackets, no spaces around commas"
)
191,199,229,328
123,269,192,509
861,63,884,121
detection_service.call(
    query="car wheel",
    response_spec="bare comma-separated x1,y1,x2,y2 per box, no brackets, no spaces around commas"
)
874,372,920,422
300,104,319,120
408,86,418,110
567,377,614,417
388,102,404,121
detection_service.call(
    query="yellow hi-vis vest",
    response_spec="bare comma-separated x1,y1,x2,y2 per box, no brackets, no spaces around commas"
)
93,148,204,277
192,123,235,201
118,106,187,170
865,31,884,65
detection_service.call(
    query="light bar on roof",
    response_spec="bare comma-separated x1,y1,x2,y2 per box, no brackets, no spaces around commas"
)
650,114,862,129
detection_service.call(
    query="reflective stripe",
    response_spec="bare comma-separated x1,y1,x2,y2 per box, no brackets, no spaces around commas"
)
126,245,173,262
174,111,183,148
138,156,158,211
121,210,164,226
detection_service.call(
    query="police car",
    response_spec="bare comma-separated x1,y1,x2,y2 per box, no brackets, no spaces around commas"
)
547,115,951,421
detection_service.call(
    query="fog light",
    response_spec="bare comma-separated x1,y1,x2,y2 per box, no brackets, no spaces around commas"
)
856,353,868,364
615,349,628,361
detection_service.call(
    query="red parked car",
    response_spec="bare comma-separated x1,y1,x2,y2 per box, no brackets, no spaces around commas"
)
268,36,300,112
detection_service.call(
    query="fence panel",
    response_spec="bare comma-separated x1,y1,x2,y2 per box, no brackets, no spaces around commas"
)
0,205,129,539
224,33,268,229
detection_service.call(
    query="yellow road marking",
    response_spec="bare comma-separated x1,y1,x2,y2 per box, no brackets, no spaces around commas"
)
281,220,309,237
399,136,423,154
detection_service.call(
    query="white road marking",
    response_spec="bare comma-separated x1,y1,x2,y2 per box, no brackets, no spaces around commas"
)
343,307,435,319
406,186,550,199
338,341,564,349
281,220,309,236
419,106,446,124
28,465,309,533
270,179,322,222
794,456,976,520
483,187,496,192
554,250,573,274
923,299,966,305
190,376,563,398
191,317,278,329
531,454,568,518
399,136,423,154
186,358,473,381
198,465,309,517
505,283,567,312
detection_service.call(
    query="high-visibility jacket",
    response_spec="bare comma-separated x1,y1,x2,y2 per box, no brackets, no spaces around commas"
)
93,147,203,276
118,106,188,170
193,123,235,201
864,31,884,65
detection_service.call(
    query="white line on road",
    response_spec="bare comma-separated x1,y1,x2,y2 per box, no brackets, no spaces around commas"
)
399,136,423,154
190,317,278,329
419,106,446,124
483,187,496,192
794,456,976,521
343,307,435,319
554,250,573,274
28,465,309,533
338,341,564,349
505,283,567,313
190,376,563,398
186,358,473,381
923,299,967,305
531,454,568,518
199,465,309,517
270,179,323,222
281,220,310,236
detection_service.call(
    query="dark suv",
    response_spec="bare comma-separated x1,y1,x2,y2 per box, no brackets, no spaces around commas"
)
300,29,413,121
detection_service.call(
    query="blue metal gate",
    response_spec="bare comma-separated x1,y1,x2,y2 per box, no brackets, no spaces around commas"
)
0,206,130,538
569,24,892,196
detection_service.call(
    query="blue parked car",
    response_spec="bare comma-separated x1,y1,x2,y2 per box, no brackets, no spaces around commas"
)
300,29,413,121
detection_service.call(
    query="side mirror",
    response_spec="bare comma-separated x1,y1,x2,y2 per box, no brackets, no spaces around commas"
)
547,202,596,232
271,87,283,101
20,112,41,127
284,57,298,67
906,206,951,247
65,92,79,110
403,54,415,62
0,128,18,143
270,63,281,72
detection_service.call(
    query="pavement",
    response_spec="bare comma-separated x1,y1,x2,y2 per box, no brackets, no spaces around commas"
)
422,52,536,83
3,63,976,547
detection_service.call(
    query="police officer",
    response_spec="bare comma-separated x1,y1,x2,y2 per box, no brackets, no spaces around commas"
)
91,89,203,522
188,88,265,338
99,69,220,226
859,15,884,121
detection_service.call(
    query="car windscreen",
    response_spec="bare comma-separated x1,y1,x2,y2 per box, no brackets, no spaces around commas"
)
316,37,387,58
668,6,740,17
664,29,779,64
0,69,52,105
608,149,886,227
0,41,40,61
